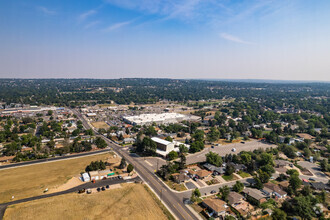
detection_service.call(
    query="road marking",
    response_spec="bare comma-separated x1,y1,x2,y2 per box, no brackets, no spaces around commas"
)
144,160,153,167
172,204,187,220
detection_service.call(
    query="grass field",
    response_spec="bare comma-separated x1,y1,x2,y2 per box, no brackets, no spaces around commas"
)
0,153,111,203
222,174,239,181
4,183,171,220
165,180,187,191
91,121,110,129
237,171,251,178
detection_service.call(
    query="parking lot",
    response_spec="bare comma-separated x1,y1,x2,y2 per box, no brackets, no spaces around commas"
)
186,139,276,164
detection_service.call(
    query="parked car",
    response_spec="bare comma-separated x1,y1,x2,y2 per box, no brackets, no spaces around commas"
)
118,175,122,179
308,178,316,181
210,190,216,194
211,146,214,148
101,186,106,191
241,142,245,144
106,185,110,189
97,187,101,192
86,189,92,194
78,188,86,194
232,148,236,152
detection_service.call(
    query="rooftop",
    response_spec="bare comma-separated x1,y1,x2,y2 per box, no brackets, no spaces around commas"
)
203,198,227,213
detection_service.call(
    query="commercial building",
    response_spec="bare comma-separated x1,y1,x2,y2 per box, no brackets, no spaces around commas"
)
123,113,200,126
151,137,190,157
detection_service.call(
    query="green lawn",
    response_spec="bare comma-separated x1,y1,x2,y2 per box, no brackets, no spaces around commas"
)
222,174,234,181
237,171,251,178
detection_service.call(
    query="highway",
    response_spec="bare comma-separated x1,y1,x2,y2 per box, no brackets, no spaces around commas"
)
72,109,200,220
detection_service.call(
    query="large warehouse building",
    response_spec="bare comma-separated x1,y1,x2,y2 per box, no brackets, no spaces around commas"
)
123,113,200,126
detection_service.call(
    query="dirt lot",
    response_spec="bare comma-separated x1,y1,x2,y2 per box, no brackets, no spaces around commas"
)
0,153,112,203
4,184,169,220
91,121,110,129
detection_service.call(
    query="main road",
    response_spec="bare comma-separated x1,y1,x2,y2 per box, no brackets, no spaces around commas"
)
72,109,200,220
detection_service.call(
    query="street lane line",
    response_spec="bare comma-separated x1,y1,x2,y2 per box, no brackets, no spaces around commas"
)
145,160,153,166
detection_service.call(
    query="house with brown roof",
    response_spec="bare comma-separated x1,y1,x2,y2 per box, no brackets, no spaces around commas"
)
297,133,315,140
228,192,244,205
202,198,229,218
242,188,267,205
262,182,287,198
189,169,211,179
171,173,190,183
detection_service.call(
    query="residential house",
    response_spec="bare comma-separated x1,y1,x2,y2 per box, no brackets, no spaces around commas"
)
228,191,244,206
202,198,229,218
203,163,226,175
310,182,330,191
228,162,247,172
228,192,254,217
242,188,267,205
195,169,211,179
171,173,190,184
262,182,287,198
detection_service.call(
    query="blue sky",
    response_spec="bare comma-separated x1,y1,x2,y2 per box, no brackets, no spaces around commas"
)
0,0,329,81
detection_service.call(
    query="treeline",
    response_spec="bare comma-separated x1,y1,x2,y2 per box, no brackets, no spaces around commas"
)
0,79,328,114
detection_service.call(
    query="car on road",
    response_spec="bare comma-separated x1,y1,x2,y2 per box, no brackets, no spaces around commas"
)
232,148,236,152
308,178,316,181
210,190,216,194
78,188,85,194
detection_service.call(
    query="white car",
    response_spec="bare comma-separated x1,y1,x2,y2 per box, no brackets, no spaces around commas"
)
232,148,236,152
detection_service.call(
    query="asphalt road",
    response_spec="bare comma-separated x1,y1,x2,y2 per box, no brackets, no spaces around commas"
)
0,176,140,220
72,109,200,220
0,148,110,170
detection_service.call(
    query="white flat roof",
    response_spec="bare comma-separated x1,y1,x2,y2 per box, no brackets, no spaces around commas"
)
151,137,172,146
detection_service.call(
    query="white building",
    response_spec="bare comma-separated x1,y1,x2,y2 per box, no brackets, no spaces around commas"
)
151,137,190,157
123,113,200,126
81,172,90,182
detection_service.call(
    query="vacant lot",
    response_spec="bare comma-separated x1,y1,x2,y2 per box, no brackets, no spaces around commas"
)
4,184,169,220
0,153,111,203
91,121,110,129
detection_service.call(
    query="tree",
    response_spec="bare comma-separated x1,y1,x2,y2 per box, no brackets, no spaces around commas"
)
303,147,311,158
240,152,251,165
47,110,53,116
254,176,263,189
165,136,173,142
179,144,188,154
189,141,204,153
193,188,201,197
179,154,186,170
225,164,235,176
168,150,178,160
192,130,205,142
233,181,244,193
127,164,134,173
119,157,127,169
207,127,220,142
259,152,273,166
289,174,302,193
320,159,329,172
205,152,223,167
219,185,230,202
95,137,107,149
257,169,271,183
272,208,287,220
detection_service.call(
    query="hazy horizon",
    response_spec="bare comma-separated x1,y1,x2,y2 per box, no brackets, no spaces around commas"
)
1,0,330,81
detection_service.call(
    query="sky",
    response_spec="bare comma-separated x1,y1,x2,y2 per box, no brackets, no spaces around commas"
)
0,0,330,81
